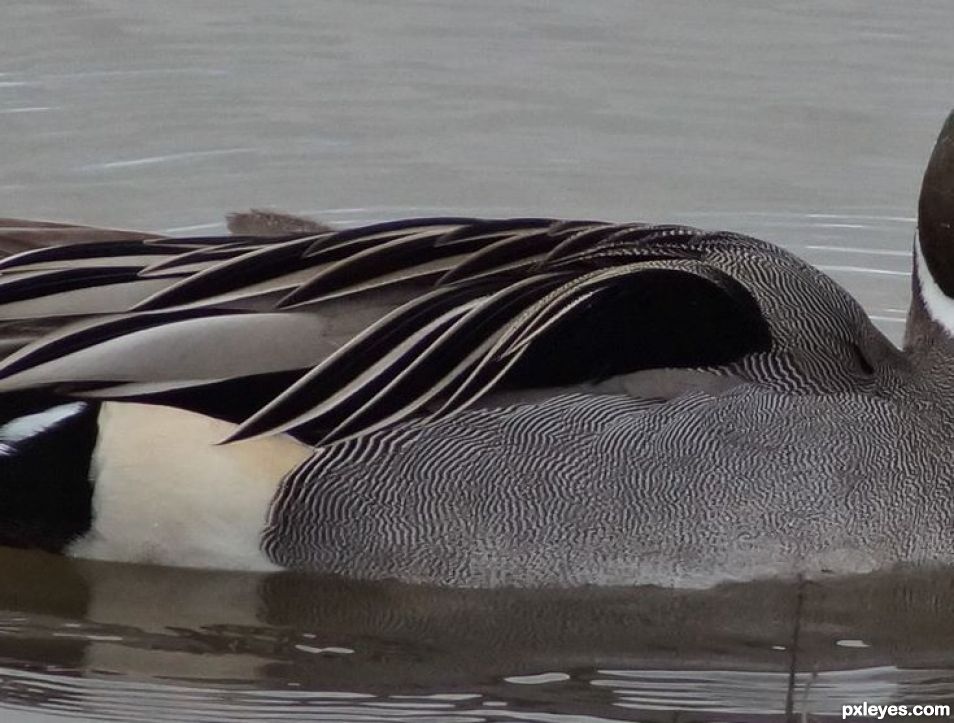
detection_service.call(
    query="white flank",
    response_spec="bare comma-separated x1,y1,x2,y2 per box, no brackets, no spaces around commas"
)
0,402,85,455
68,402,312,571
915,234,954,337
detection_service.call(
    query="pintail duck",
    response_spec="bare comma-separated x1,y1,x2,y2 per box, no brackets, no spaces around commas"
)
1,114,954,587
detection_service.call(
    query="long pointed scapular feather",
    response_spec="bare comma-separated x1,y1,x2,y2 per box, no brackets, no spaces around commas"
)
0,215,869,448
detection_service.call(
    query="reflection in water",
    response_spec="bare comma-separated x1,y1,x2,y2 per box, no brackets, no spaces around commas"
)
2,548,954,720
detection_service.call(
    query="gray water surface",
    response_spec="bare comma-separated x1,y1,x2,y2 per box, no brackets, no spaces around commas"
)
3,1,954,720
4,549,954,722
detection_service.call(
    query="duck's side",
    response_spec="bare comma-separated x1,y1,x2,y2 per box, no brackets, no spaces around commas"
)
1,113,954,586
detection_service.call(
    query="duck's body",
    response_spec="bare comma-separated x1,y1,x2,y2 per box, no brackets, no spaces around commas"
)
2,115,954,587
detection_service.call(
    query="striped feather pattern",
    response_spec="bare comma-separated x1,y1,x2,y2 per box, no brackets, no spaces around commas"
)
262,381,941,586
0,216,895,443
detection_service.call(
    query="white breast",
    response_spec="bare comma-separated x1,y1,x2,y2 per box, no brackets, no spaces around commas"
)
68,402,312,571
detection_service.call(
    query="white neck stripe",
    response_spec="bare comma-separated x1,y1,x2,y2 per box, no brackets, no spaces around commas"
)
915,234,954,337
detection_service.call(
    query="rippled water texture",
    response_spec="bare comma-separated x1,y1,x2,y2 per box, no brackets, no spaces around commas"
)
5,549,954,722
3,1,954,720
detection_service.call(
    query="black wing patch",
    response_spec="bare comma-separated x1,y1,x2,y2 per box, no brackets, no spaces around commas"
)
501,266,771,389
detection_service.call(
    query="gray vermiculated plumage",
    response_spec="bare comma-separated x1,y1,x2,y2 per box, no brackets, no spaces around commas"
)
265,387,942,587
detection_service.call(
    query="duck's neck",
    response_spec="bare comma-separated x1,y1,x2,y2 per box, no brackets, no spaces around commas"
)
905,111,954,374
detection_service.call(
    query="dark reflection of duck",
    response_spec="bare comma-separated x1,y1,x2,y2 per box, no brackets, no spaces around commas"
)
1,548,954,719
1,115,954,587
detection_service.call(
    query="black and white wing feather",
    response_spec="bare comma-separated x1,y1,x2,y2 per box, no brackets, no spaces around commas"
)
0,217,901,445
